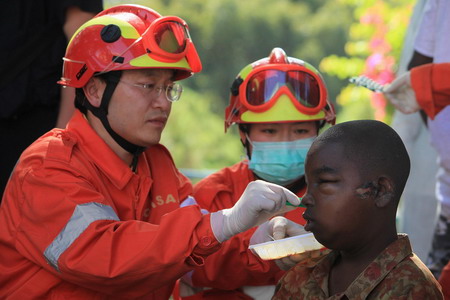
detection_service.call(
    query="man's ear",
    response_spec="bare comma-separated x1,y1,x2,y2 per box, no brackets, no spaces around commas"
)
374,176,395,208
82,77,104,108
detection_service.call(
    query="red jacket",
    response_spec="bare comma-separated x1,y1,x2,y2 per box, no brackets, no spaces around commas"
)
440,262,450,300
411,62,450,119
184,162,306,299
0,111,221,300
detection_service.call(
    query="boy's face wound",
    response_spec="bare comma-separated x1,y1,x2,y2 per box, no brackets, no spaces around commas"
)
302,141,375,250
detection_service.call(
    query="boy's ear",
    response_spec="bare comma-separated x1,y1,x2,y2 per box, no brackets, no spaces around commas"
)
82,77,104,108
374,176,395,208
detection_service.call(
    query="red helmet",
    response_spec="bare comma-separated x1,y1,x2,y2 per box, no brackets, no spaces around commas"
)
58,4,202,88
225,48,335,131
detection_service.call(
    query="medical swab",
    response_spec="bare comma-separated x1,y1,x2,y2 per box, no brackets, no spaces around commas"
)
286,197,305,207
349,75,385,93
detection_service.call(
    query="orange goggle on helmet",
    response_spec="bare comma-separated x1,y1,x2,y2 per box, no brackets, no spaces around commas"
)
58,4,202,88
225,48,335,131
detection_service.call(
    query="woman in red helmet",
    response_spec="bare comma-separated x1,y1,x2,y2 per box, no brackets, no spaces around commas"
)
180,48,335,299
0,6,301,299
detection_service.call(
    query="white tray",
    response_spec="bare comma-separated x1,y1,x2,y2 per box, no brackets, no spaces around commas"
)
249,233,324,260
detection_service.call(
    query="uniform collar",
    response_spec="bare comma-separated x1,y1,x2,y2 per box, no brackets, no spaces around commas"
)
67,110,137,190
313,234,413,299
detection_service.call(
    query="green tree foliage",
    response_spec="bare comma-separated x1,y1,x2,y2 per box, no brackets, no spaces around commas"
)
320,0,412,124
160,87,243,170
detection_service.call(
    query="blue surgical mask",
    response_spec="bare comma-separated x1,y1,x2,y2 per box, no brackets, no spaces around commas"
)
247,137,315,186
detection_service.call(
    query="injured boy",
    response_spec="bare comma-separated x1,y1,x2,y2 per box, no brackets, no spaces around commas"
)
272,119,443,299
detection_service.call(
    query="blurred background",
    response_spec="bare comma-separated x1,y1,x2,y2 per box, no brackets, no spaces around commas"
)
104,0,412,176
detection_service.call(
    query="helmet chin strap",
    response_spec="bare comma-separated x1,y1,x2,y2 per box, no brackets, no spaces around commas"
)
84,71,145,172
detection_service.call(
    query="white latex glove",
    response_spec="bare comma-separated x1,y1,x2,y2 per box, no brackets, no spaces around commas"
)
249,216,307,245
249,217,329,271
249,217,310,271
383,71,420,114
210,180,300,242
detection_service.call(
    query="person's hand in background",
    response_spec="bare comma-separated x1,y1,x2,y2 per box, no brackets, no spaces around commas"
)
383,72,420,114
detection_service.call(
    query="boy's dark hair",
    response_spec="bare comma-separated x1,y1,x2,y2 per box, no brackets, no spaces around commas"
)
315,119,410,201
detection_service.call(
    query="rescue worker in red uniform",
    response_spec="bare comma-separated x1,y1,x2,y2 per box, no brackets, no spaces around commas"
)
0,6,302,300
384,62,450,119
178,48,336,299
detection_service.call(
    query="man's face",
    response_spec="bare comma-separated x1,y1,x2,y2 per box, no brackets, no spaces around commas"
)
302,141,373,250
107,69,175,147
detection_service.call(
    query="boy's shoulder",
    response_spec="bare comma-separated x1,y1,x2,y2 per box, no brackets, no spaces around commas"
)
274,235,443,299
378,250,443,299
349,234,442,299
